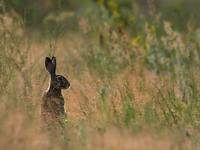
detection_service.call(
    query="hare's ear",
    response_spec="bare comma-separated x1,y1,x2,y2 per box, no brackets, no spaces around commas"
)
51,56,56,74
45,57,53,74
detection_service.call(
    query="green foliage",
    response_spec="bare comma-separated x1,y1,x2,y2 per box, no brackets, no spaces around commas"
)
143,21,200,76
144,102,158,124
84,45,130,78
80,22,135,78
122,84,136,126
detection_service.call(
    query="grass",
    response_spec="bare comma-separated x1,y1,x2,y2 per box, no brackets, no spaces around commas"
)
0,2,200,150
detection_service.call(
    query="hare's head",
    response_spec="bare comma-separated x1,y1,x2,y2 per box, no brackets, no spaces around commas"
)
45,56,70,90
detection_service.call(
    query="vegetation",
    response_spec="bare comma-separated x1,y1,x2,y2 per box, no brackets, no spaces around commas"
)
0,0,200,149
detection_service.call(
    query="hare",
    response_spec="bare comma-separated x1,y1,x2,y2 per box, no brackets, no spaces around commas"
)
41,56,70,127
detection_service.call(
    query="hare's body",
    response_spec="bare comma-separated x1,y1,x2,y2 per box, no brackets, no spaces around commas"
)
41,57,70,127
41,91,65,122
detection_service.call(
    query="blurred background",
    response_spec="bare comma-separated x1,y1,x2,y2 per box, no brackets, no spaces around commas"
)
2,0,200,29
0,0,200,149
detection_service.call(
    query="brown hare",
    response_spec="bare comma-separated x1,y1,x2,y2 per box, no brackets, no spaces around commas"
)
41,56,70,128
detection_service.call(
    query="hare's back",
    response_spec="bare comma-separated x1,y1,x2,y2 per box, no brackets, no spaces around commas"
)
41,92,65,116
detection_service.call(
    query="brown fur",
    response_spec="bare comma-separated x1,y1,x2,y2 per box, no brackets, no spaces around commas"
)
41,91,66,124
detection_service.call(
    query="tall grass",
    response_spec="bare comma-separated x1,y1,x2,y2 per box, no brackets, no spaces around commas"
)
0,1,200,149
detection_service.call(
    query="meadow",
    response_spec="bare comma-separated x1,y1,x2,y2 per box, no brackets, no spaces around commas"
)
0,0,200,149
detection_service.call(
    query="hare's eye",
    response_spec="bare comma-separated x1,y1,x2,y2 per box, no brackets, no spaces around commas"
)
61,77,65,83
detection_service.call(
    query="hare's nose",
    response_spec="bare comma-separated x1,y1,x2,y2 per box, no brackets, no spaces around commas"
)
63,80,70,89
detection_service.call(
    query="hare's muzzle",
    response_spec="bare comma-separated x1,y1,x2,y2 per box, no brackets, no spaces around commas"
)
63,80,70,89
